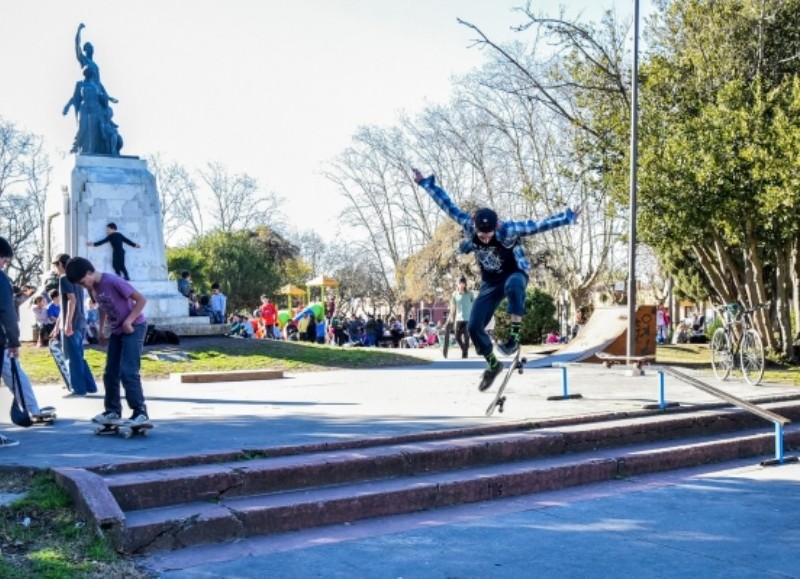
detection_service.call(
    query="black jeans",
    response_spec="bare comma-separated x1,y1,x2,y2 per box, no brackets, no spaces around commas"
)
455,321,470,357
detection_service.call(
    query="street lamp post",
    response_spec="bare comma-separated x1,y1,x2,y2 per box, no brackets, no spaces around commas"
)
626,0,641,364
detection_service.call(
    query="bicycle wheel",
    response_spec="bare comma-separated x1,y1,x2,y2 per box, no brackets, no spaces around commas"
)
740,329,765,385
710,328,733,380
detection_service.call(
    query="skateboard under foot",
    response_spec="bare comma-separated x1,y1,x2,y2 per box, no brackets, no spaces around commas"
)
93,420,153,439
485,349,527,416
31,406,57,425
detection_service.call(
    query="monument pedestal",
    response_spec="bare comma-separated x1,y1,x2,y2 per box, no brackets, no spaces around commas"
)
35,155,227,338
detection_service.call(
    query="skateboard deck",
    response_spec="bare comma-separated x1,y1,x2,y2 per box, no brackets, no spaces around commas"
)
595,351,655,369
485,349,527,416
32,406,57,425
49,339,73,392
93,418,153,439
442,322,453,358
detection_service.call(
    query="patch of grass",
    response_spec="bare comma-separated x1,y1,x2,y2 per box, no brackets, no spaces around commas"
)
656,344,800,386
19,338,429,383
0,472,152,578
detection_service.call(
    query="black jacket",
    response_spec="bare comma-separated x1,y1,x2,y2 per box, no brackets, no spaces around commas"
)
0,271,21,348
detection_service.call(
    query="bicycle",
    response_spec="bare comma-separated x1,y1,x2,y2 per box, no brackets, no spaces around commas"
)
710,302,768,385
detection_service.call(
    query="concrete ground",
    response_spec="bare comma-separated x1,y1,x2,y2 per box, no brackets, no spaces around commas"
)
1,346,799,577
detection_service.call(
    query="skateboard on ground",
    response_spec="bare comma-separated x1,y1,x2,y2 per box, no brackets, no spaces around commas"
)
32,406,57,425
442,322,453,358
93,417,153,439
49,339,73,392
485,348,527,416
595,351,655,369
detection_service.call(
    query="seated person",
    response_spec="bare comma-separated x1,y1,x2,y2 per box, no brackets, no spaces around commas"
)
546,330,560,344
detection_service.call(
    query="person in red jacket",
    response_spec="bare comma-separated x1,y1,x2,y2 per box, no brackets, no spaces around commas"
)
259,295,278,340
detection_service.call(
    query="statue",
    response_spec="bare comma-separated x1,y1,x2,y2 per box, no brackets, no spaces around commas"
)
74,23,117,104
63,24,122,155
63,68,122,155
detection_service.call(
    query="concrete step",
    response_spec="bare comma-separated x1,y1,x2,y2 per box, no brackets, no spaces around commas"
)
102,405,797,512
52,403,800,555
120,427,799,554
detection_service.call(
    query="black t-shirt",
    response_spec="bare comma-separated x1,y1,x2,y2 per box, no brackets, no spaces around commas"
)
473,235,522,284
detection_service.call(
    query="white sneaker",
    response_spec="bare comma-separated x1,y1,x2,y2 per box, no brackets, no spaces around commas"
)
0,434,19,448
92,411,121,424
126,412,150,426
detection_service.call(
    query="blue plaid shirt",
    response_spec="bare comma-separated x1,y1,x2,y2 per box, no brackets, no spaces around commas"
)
418,175,575,274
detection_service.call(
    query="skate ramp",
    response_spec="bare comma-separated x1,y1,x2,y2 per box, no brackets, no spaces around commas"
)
525,306,656,368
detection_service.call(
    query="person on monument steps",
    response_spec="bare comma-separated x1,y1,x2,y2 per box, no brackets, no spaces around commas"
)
87,222,140,281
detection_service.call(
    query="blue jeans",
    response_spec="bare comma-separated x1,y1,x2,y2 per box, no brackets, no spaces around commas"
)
63,329,98,395
468,272,528,357
103,323,147,416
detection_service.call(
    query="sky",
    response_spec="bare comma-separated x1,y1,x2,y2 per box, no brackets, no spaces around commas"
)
0,0,652,243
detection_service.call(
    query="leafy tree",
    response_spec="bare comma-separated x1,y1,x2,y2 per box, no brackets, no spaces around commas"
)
638,0,800,357
494,287,559,345
175,229,298,314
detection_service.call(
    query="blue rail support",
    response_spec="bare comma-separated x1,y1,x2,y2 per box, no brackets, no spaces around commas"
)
547,364,583,401
655,365,796,466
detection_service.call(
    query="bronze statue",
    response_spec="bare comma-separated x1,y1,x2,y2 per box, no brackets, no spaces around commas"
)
64,24,122,155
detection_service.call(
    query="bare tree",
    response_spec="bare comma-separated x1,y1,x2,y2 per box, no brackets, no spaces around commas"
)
198,161,283,234
0,117,50,285
147,153,202,243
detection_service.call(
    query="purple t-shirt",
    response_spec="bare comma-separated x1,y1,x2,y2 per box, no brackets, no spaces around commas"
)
91,273,146,335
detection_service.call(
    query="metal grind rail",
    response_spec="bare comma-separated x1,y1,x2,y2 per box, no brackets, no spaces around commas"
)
655,365,796,465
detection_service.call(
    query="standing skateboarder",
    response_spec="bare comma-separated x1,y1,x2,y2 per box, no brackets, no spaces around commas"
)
65,256,149,426
413,168,580,391
88,222,139,280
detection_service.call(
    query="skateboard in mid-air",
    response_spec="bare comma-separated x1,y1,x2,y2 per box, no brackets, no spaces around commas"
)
32,406,57,425
485,348,527,416
595,351,654,369
93,417,153,439
49,339,73,393
442,322,453,358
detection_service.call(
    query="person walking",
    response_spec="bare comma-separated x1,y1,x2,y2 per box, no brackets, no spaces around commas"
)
449,276,475,358
413,168,580,391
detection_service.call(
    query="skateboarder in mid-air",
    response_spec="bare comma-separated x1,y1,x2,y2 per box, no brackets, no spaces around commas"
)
413,169,580,391
65,256,149,426
87,222,139,281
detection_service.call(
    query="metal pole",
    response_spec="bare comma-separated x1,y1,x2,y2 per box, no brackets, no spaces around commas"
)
626,0,641,361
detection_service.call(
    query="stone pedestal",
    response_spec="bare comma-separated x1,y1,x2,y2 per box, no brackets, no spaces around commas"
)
29,155,226,338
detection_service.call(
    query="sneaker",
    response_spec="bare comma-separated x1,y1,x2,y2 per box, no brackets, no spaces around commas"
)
478,363,504,392
92,411,121,424
0,434,19,448
497,337,519,356
126,410,150,426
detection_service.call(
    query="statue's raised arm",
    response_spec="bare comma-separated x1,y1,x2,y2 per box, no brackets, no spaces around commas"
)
74,23,88,69
72,23,117,104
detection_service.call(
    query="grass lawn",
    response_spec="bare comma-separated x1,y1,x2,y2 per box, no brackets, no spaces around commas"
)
19,337,431,384
655,343,800,386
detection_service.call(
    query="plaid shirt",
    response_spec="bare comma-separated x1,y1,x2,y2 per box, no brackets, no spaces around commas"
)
418,175,575,273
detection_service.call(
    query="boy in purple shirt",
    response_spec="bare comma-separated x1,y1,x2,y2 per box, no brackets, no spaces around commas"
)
65,256,149,425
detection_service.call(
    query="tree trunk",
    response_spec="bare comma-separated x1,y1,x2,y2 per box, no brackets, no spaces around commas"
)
774,242,792,359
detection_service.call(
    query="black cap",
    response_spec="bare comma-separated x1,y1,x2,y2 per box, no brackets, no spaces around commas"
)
458,276,467,284
474,208,498,233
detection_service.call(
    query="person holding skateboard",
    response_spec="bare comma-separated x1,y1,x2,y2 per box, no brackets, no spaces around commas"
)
52,253,98,397
413,169,580,391
65,256,149,426
87,222,140,281
449,276,475,359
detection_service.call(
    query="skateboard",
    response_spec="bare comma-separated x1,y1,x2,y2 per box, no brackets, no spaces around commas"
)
442,322,453,358
32,406,57,425
596,351,655,369
485,349,527,416
93,418,153,439
49,339,73,392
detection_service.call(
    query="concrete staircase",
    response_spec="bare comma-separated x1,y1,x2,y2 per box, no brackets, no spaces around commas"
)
53,402,800,555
